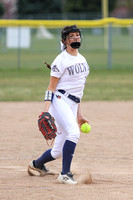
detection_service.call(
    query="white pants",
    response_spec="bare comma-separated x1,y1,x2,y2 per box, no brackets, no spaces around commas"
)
49,91,80,159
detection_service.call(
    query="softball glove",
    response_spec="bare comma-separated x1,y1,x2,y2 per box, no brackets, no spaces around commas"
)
38,112,57,140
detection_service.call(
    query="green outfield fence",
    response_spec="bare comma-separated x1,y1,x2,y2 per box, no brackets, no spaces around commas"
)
0,18,133,70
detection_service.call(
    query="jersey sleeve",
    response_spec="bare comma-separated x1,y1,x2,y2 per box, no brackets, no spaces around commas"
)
50,55,65,78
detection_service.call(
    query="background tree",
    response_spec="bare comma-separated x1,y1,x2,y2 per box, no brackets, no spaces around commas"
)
64,0,116,13
0,1,5,18
17,0,117,19
17,0,62,19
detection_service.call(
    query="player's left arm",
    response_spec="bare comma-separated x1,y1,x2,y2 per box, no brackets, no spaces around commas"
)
77,103,89,127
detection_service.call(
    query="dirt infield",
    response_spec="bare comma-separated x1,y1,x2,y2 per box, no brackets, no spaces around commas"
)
0,101,133,200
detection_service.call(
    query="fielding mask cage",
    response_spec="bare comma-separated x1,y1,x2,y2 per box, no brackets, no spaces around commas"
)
61,25,81,49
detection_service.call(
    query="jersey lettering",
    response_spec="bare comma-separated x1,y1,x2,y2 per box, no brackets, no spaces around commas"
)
67,63,88,76
52,65,60,72
67,66,74,75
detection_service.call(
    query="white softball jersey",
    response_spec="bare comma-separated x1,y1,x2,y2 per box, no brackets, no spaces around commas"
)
50,50,89,100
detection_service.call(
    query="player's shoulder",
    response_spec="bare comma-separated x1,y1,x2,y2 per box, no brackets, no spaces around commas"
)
77,52,87,61
51,51,66,69
53,50,66,62
78,52,85,58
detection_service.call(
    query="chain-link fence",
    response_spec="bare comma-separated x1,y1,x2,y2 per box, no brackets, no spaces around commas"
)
0,19,133,70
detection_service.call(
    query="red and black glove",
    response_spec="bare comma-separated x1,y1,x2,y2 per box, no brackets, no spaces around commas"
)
38,112,57,140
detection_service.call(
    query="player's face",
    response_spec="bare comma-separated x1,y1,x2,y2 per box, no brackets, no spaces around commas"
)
66,32,81,45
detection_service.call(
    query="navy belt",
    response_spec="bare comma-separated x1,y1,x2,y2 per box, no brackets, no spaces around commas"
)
58,89,80,103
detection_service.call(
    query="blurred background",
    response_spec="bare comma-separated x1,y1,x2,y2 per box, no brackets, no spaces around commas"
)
0,0,133,19
0,0,133,101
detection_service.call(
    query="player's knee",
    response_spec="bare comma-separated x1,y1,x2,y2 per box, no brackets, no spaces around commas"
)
51,148,62,159
66,128,80,144
67,134,80,144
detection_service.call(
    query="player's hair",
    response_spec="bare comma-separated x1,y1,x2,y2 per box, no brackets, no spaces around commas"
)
61,25,81,49
61,25,81,40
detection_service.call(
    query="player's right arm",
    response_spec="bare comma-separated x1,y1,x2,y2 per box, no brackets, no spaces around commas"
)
44,76,59,112
77,103,89,127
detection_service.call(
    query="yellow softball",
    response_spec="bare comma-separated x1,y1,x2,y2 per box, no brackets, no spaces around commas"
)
80,122,91,133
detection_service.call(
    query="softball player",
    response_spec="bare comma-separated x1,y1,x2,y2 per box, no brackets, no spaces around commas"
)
28,25,90,184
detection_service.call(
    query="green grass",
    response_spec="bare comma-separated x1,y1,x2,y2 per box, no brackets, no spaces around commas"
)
0,68,50,101
84,69,133,101
0,67,133,101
